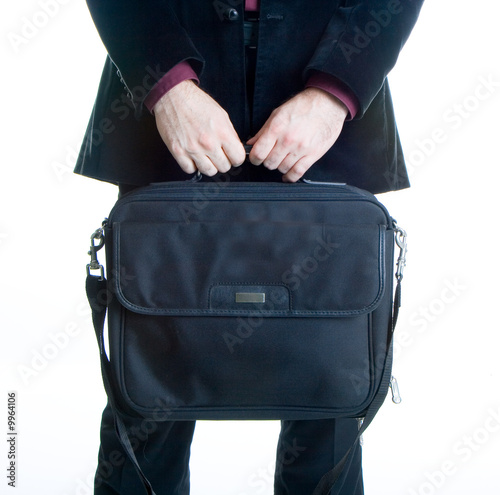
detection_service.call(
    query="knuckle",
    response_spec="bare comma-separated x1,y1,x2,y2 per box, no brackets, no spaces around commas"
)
198,165,217,176
286,171,300,183
281,134,295,148
296,140,309,153
269,120,284,135
231,155,245,167
236,149,246,165
176,157,196,174
264,160,277,170
286,164,305,181
250,150,266,164
253,150,266,161
219,107,230,119
294,161,307,174
170,141,185,157
197,133,214,150
217,162,231,174
180,164,196,174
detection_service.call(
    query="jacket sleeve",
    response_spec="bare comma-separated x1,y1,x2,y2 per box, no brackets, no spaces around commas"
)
85,0,205,109
304,0,424,118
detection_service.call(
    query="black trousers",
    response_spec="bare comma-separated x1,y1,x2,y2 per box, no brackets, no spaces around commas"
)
94,403,364,494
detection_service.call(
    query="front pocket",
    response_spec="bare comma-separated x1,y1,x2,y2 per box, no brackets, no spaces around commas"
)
114,308,375,420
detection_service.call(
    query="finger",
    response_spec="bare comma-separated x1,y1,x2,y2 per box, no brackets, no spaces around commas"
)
174,154,198,175
281,156,315,183
192,155,218,177
222,139,246,167
262,143,294,171
275,152,301,175
207,146,232,174
248,134,277,166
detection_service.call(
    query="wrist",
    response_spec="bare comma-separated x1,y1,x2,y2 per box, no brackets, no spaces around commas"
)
303,87,349,119
153,80,196,113
305,72,359,120
146,61,199,113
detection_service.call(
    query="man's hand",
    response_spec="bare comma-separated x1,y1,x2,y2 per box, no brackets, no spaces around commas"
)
247,87,348,182
153,80,246,176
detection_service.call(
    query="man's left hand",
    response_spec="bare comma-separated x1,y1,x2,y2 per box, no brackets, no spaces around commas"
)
247,87,348,182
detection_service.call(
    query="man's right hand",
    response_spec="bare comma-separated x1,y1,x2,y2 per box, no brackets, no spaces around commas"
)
153,80,246,176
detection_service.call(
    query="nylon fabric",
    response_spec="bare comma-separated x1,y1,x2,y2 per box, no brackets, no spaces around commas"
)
86,179,403,495
101,181,395,420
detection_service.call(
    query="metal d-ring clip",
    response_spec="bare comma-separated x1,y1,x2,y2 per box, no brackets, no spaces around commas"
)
86,226,105,280
393,222,408,282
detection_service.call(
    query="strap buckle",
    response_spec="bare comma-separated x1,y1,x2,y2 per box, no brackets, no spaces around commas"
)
86,224,106,280
393,221,408,282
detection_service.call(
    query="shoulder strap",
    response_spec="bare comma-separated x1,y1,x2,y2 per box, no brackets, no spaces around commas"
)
86,274,157,495
311,278,401,494
312,223,407,494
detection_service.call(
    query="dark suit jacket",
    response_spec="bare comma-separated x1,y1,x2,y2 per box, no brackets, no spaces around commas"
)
75,0,423,194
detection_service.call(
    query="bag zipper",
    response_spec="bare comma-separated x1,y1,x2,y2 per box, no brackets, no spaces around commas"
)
111,182,392,222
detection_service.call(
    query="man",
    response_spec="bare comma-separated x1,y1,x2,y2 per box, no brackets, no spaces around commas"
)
76,1,423,493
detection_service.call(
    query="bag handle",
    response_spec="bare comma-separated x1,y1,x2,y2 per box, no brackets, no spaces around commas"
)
85,222,407,495
189,145,345,185
187,144,254,182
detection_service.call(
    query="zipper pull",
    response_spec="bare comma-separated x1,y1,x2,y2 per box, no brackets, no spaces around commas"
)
390,376,402,404
357,418,364,446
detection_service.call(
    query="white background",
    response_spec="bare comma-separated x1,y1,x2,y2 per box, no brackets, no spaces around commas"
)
1,1,499,494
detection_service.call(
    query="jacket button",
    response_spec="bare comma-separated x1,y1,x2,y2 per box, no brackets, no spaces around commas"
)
223,8,239,21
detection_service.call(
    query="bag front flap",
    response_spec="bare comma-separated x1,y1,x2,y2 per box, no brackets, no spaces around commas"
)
109,193,390,317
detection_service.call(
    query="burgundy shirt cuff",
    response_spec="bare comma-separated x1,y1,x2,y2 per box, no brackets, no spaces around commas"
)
306,72,360,120
144,61,199,113
245,0,259,10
